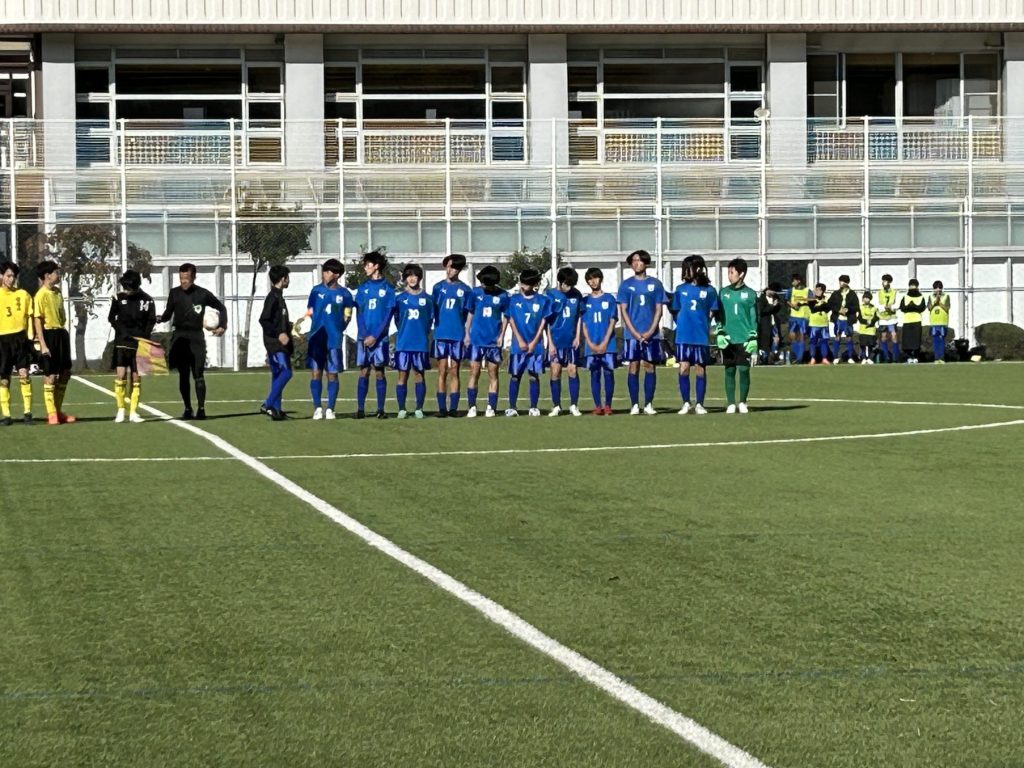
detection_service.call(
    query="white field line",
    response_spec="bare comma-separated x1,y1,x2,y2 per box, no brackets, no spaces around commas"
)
70,375,770,768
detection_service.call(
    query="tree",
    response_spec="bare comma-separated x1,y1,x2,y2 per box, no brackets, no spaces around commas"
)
343,245,401,291
498,246,561,292
44,224,152,369
235,205,312,368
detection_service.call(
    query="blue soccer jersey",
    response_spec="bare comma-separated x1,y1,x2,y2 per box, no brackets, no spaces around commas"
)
507,292,551,354
582,293,618,354
546,287,583,349
395,290,434,353
671,283,719,345
617,275,667,339
306,284,355,348
354,278,396,340
468,287,509,347
431,279,471,341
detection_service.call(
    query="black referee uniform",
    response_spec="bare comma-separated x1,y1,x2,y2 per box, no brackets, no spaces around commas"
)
160,284,227,419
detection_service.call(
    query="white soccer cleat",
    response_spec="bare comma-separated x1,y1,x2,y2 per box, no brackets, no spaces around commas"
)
324,408,336,420
847,358,857,364
630,404,641,416
738,402,749,414
643,403,657,416
679,402,692,415
414,409,425,419
548,405,562,417
484,406,496,418
694,404,708,416
726,404,738,414
569,404,582,417
397,409,408,419
466,405,478,418
504,408,519,417
129,412,145,423
528,408,541,417
114,408,126,423
312,407,324,420
866,358,874,365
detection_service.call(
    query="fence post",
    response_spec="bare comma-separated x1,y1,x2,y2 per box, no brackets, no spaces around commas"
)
118,118,128,271
862,116,871,291
445,117,452,255
550,118,557,278
966,114,975,342
229,118,240,372
656,116,664,282
9,119,17,264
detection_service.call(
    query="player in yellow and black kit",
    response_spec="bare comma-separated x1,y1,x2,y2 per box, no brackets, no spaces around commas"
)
807,283,833,365
108,269,156,423
0,261,35,425
32,260,75,425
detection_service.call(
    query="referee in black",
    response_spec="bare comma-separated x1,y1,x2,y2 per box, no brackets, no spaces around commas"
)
159,263,227,420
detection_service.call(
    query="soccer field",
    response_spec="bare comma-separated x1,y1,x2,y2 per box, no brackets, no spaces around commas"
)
2,364,1023,768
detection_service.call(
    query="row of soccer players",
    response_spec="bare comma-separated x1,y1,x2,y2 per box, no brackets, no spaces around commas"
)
786,274,953,365
257,250,759,420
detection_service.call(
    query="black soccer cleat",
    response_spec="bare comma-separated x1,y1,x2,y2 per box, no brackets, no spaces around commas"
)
436,409,448,418
195,408,207,421
22,413,33,425
270,408,287,422
354,410,365,420
259,403,269,415
181,408,194,420
1,416,12,426
375,411,388,420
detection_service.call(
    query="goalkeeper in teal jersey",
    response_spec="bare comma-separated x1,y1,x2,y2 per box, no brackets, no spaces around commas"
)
714,258,758,414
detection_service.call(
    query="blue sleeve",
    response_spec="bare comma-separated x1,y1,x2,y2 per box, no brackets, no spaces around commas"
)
656,280,667,305
617,281,629,305
670,287,680,314
709,287,720,312
307,288,317,311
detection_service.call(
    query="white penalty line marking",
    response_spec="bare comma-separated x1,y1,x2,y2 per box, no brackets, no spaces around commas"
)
69,376,769,768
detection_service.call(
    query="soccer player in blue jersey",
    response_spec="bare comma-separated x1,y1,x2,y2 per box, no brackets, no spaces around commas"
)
305,258,354,420
617,249,667,415
431,253,471,417
581,268,618,415
506,268,551,417
354,250,396,419
546,266,584,417
464,265,508,418
669,254,718,416
393,263,434,419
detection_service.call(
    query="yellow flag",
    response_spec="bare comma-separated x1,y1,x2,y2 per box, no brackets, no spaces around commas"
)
134,338,168,376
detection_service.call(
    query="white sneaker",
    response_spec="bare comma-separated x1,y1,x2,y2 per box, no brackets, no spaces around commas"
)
738,402,749,414
129,412,144,423
643,403,657,416
726,404,737,414
678,402,692,415
569,404,582,417
528,408,541,417
866,359,874,365
324,408,336,420
504,408,519,417
860,358,868,365
847,358,857,364
414,409,425,419
694,404,708,416
397,409,408,419
484,406,496,418
548,405,562,417
466,405,478,418
312,407,324,420
114,408,126,423
630,404,641,416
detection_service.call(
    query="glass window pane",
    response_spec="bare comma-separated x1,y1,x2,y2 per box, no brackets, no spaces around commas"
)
115,100,241,120
490,66,524,93
964,54,999,86
247,67,281,94
603,63,724,94
325,67,357,94
362,64,485,95
568,66,598,92
116,64,242,95
807,55,837,96
76,101,109,119
604,98,723,120
809,95,838,119
248,102,281,120
491,102,524,120
362,99,485,120
325,102,356,119
76,68,109,94
967,94,997,116
902,54,959,117
845,54,895,118
730,66,761,92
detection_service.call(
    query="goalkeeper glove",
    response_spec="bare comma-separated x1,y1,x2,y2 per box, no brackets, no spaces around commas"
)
716,331,730,350
744,338,758,355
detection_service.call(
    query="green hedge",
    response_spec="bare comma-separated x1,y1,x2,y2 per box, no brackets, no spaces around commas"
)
975,322,1024,361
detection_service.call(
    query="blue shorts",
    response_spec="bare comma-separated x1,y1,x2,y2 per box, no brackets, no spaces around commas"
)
469,345,502,365
585,353,619,372
509,351,546,377
357,339,389,369
878,321,898,335
432,339,465,363
307,332,344,373
834,319,854,338
931,325,947,338
549,346,582,367
809,326,831,342
788,317,809,335
675,343,710,367
394,351,431,373
622,338,666,364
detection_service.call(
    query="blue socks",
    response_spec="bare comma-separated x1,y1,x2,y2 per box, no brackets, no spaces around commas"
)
311,378,323,407
508,378,520,410
627,372,639,406
568,375,579,406
696,375,706,405
326,379,339,409
643,371,656,405
679,374,690,404
448,392,459,412
590,370,602,408
467,387,478,408
375,377,386,413
356,377,368,411
396,383,408,411
415,382,426,410
933,334,945,360
792,340,804,363
603,369,615,408
487,391,498,410
529,378,539,409
437,392,447,412
551,379,562,408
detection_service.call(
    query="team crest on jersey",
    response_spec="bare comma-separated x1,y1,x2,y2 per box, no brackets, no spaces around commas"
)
456,289,464,297
699,290,707,299
418,297,426,306
601,301,609,309
492,297,499,305
532,303,540,312
378,289,385,298
647,284,655,292
193,305,202,314
335,295,343,303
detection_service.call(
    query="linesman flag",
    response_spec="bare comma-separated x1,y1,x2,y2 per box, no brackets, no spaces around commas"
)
134,338,168,376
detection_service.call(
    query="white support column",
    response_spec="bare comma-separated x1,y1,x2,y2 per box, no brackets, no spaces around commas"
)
528,34,568,166
40,33,77,170
767,33,807,168
284,34,325,169
1003,33,1024,163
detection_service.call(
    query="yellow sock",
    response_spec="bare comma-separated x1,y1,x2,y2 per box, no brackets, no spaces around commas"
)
55,382,66,412
129,381,141,413
20,378,32,415
114,379,126,409
0,383,10,417
43,383,56,416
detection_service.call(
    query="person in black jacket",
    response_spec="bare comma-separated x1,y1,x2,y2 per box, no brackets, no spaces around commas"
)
107,269,156,423
756,283,782,365
159,263,227,420
258,265,292,421
827,274,861,363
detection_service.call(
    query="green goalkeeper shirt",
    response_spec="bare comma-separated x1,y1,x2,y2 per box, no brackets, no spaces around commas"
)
717,283,758,341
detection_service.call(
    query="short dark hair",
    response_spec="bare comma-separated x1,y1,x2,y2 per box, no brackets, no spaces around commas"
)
863,291,873,299
815,282,827,291
556,266,578,287
443,253,467,271
477,265,501,288
0,261,19,276
362,249,387,268
626,249,651,266
402,262,424,281
519,268,542,286
178,263,197,277
767,282,781,293
882,273,893,282
585,267,604,282
933,280,944,290
36,260,59,280
268,265,290,285
909,278,920,287
120,269,142,290
728,257,748,276
322,258,343,274
791,272,804,282
839,274,851,283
